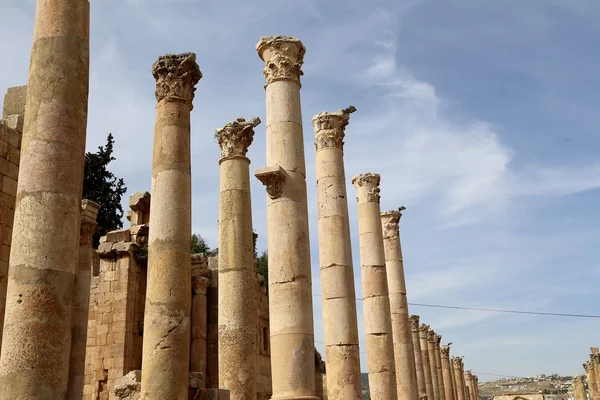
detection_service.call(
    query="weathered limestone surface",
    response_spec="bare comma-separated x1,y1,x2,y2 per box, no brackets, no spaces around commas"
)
450,359,458,400
453,358,466,400
314,109,362,400
434,335,446,400
574,375,587,400
217,117,260,400
420,324,435,400
584,360,598,400
352,173,397,400
427,329,441,400
0,86,25,354
381,208,418,400
141,52,201,399
591,354,600,400
465,371,475,400
410,315,427,400
440,345,456,400
0,0,90,397
67,200,100,399
254,35,318,400
191,254,210,388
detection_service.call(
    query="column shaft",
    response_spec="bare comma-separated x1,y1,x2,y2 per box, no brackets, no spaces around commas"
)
453,358,466,400
141,53,201,399
410,316,427,400
465,371,475,400
314,110,362,399
451,360,458,400
574,375,587,400
217,118,259,400
67,200,100,399
255,36,318,400
440,346,455,400
591,354,600,400
352,173,397,400
0,0,90,397
427,330,440,400
381,209,418,400
585,361,598,400
190,259,209,388
434,336,446,400
420,325,435,400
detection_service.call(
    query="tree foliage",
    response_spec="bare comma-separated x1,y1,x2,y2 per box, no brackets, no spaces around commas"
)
82,133,127,247
191,234,218,256
256,250,268,292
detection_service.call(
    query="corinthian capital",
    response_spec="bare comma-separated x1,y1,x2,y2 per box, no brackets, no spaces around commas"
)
419,323,430,338
452,357,463,368
574,375,585,384
216,117,260,160
427,328,436,342
465,370,473,379
409,315,420,331
192,276,210,296
255,165,286,199
312,108,355,151
80,200,100,246
257,36,305,85
584,360,594,372
435,334,442,347
381,209,401,238
440,345,450,358
152,52,202,103
352,172,381,204
592,353,600,366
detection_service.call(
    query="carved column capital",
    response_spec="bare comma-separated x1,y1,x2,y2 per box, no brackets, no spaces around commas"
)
216,117,260,160
80,200,100,246
419,323,430,339
452,357,463,368
435,334,442,347
409,315,420,331
584,360,594,372
574,375,585,384
592,353,600,366
440,345,450,358
427,328,436,342
152,52,202,103
312,109,353,151
191,276,210,296
255,165,286,199
465,370,473,379
381,209,402,238
352,172,381,204
257,36,305,85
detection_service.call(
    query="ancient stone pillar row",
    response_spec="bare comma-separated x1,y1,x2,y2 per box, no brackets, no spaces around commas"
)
420,324,435,400
313,108,362,400
574,375,587,400
352,173,397,400
254,36,318,400
453,358,466,400
434,335,446,400
190,254,210,388
410,315,428,400
141,53,201,400
381,208,418,400
440,346,455,400
0,0,90,397
216,117,260,400
67,200,100,399
427,329,441,400
584,360,598,400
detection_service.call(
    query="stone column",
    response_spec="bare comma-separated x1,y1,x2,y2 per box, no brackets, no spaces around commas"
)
67,200,100,399
592,354,600,400
427,329,441,400
190,255,210,388
585,360,598,400
254,35,318,400
450,359,458,400
440,346,455,400
453,358,466,400
420,324,435,400
313,108,362,400
473,375,479,400
574,375,587,400
465,371,475,400
352,173,397,400
141,53,201,399
410,315,427,400
381,208,418,400
216,117,260,400
460,362,468,400
434,335,446,400
0,0,90,397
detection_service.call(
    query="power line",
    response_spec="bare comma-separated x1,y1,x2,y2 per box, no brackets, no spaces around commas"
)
311,293,600,319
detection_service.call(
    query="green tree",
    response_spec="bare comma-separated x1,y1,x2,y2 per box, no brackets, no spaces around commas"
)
256,250,268,292
191,233,218,256
82,133,127,247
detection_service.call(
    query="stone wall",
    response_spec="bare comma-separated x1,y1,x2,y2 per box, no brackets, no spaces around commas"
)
493,394,545,400
0,86,25,353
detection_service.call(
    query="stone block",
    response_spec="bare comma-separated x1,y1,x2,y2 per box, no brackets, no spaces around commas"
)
6,143,19,164
2,86,27,119
0,157,19,180
2,176,17,196
3,115,24,138
199,389,230,400
106,229,131,243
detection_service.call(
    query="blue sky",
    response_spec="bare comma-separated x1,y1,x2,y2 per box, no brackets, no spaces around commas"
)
1,0,599,380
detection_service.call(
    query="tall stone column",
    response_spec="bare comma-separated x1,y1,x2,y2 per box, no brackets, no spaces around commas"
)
453,358,466,400
254,36,318,400
427,329,441,400
450,359,458,400
352,173,397,400
440,346,455,400
381,208,418,400
460,361,468,400
434,335,446,400
473,375,479,400
592,354,600,400
0,0,90,397
420,324,435,400
67,200,100,399
141,53,201,399
465,371,475,400
216,117,260,400
584,360,598,400
190,255,210,388
313,109,362,399
410,315,427,400
574,375,587,400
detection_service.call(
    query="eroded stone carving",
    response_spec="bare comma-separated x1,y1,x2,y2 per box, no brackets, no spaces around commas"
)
419,323,430,338
409,315,420,331
592,353,600,365
152,52,202,103
257,36,306,84
216,117,261,159
255,166,286,199
584,360,594,371
192,276,210,296
352,172,381,203
80,200,100,246
427,328,436,342
435,334,442,346
440,345,450,358
312,107,356,151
